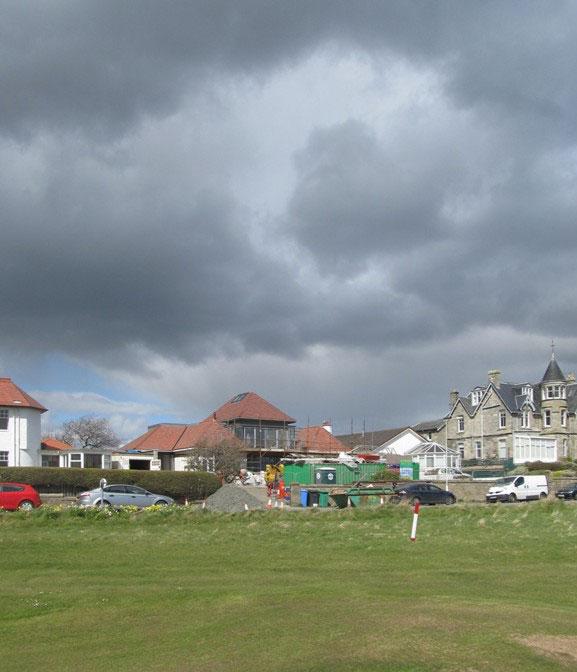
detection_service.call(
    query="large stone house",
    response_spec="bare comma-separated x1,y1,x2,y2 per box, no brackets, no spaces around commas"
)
426,354,577,464
0,378,46,467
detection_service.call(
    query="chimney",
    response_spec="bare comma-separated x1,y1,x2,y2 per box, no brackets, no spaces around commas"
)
449,390,459,408
488,369,501,388
322,420,333,434
567,372,576,383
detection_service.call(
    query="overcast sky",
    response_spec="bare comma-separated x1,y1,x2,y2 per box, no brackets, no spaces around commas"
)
3,1,577,440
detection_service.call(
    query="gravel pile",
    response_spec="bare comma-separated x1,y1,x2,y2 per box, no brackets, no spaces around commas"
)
204,484,266,513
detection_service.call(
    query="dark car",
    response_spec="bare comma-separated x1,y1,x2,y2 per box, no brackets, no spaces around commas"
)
391,482,456,505
555,483,577,500
0,483,42,510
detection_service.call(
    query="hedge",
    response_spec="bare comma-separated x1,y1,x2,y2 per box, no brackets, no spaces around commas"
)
0,467,220,501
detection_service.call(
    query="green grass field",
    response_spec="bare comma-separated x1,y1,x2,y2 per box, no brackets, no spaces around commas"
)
1,503,577,672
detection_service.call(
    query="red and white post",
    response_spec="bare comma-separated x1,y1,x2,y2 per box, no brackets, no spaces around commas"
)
410,501,420,541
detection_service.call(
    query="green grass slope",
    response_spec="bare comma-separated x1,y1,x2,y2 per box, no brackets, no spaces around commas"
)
1,503,576,672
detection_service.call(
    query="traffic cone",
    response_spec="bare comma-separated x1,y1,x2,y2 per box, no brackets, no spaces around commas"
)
267,498,272,509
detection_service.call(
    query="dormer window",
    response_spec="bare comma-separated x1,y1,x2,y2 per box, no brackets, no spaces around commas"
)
522,385,533,402
544,384,565,400
471,389,484,406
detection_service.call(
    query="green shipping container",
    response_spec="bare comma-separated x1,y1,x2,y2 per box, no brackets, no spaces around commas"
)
283,462,385,486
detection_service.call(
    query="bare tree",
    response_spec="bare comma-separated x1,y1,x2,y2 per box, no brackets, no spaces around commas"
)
61,416,120,451
186,439,243,483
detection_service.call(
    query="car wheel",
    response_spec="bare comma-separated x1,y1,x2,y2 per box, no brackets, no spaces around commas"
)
508,493,517,503
18,500,34,511
445,495,456,505
155,500,169,506
95,500,111,507
539,492,547,500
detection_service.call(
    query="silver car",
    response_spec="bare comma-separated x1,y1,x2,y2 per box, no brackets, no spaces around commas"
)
77,484,174,508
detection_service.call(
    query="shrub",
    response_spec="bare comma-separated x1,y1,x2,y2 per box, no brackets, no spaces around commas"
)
525,461,568,472
372,468,408,482
0,467,219,501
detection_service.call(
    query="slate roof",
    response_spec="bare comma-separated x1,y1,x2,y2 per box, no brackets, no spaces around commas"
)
337,427,410,450
210,392,295,424
295,426,349,455
542,357,566,383
0,378,47,412
412,418,447,433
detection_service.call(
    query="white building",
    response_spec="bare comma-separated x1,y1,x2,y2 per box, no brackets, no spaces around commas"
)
0,378,46,467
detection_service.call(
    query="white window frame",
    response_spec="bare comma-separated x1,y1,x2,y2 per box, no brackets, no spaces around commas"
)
471,389,483,406
457,416,465,433
561,409,567,427
543,409,551,427
70,453,82,468
498,439,507,459
522,386,533,402
522,410,531,428
457,442,465,459
475,441,482,459
0,450,9,466
499,411,506,429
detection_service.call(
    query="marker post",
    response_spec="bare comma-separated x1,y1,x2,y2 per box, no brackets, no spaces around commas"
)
410,500,420,541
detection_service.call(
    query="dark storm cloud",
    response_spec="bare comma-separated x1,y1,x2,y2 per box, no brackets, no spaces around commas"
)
4,2,577,140
3,0,577,382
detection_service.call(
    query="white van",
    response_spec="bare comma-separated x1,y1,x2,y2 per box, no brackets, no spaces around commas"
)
486,475,548,503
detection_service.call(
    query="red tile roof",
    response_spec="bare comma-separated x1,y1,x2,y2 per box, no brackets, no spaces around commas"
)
42,437,73,451
174,417,242,451
0,378,47,412
296,426,349,455
210,392,295,424
120,418,242,453
120,424,190,453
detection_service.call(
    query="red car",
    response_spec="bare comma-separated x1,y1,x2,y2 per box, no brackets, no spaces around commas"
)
0,483,42,510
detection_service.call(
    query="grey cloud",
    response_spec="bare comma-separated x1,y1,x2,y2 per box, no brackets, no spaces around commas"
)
4,3,577,142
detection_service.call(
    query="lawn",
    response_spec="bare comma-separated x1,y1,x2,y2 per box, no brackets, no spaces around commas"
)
1,503,577,672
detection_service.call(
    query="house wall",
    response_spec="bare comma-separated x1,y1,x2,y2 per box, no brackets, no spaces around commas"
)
445,387,577,461
0,407,42,467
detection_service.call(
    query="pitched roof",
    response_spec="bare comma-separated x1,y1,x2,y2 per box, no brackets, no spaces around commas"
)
296,426,348,455
120,418,242,453
41,437,73,451
173,417,242,451
210,392,295,424
412,418,447,433
0,378,47,412
337,427,410,450
542,357,566,383
120,423,190,453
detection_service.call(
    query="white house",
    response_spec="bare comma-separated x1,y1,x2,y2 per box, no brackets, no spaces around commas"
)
0,378,46,467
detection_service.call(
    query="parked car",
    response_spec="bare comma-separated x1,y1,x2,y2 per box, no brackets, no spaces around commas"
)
555,483,577,500
486,475,548,503
390,482,456,505
77,484,174,508
0,483,42,510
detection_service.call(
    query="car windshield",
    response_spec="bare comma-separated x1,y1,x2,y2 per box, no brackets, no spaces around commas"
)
495,477,516,485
